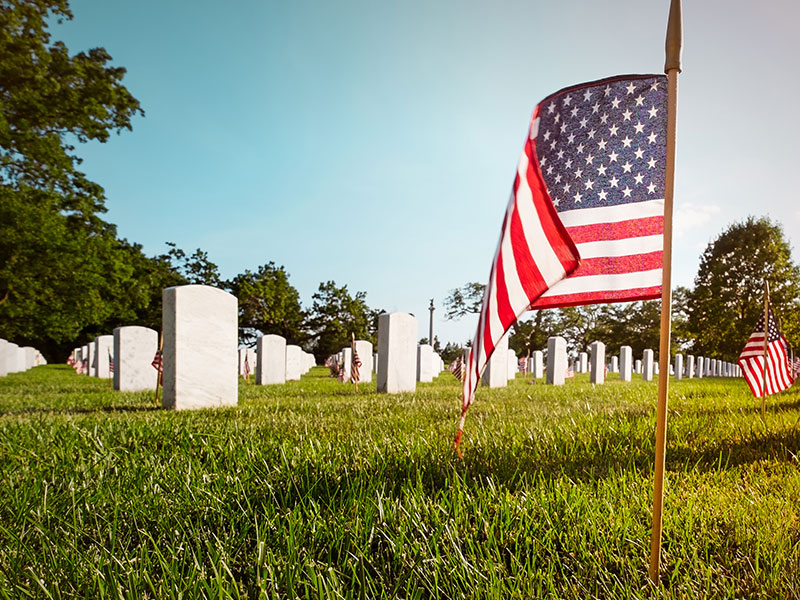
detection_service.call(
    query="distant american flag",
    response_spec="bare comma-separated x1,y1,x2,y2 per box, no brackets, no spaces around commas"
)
151,350,163,374
108,350,114,374
350,341,362,384
449,355,465,382
243,353,251,379
738,308,793,397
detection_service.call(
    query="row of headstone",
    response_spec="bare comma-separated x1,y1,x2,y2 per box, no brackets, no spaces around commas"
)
0,338,46,376
61,286,430,408
507,339,744,386
69,328,158,390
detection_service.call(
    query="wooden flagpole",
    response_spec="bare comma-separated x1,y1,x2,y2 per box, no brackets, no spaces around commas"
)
649,0,682,584
351,333,359,392
761,280,770,418
154,331,164,407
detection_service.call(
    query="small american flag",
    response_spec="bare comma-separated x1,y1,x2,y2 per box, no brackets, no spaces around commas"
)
243,353,251,379
565,364,575,379
108,350,114,374
77,358,87,375
738,307,793,398
791,357,800,380
350,338,362,384
151,350,163,374
449,356,465,382
518,357,528,375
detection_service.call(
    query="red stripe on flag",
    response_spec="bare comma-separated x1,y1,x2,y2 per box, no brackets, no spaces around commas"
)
531,286,662,309
568,251,663,277
509,202,547,299
566,216,663,244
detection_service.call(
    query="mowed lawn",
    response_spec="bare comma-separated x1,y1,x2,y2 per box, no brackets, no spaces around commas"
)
1,365,799,599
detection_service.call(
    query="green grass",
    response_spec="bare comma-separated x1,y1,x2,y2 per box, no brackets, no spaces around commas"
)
1,365,799,599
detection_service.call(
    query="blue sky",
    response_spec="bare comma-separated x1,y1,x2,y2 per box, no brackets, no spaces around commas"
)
57,0,800,346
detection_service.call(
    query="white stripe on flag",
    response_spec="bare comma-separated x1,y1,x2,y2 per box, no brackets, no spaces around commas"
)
538,269,662,297
558,199,665,227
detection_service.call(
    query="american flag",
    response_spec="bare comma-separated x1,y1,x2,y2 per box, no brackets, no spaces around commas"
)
151,350,163,374
458,75,668,446
108,350,114,374
449,355,465,382
529,75,668,308
243,353,251,379
738,307,793,398
350,339,362,384
792,357,800,380
518,357,528,375
565,364,575,379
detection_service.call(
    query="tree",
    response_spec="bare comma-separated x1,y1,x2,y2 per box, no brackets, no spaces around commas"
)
0,0,143,360
442,282,485,320
508,309,560,356
163,242,221,287
227,263,305,347
0,0,142,217
687,216,800,359
306,281,373,362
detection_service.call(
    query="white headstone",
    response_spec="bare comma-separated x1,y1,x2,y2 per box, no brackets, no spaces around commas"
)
686,355,694,379
340,347,353,381
674,353,683,380
417,344,434,383
532,350,544,379
21,346,36,370
162,284,238,410
377,312,417,394
256,334,286,385
635,359,642,374
611,355,619,373
578,352,588,374
113,326,158,391
0,338,9,376
481,334,508,388
285,345,303,381
238,347,256,376
86,341,97,376
590,341,605,384
95,335,114,379
620,346,632,382
355,340,373,383
546,336,567,386
507,349,517,380
642,350,654,381
373,353,378,373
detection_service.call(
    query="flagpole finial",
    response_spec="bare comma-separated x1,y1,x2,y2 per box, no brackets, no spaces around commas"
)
664,0,683,73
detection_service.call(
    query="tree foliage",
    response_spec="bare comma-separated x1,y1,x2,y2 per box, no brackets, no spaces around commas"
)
228,263,305,347
442,282,485,320
687,216,800,359
0,0,143,217
306,281,373,362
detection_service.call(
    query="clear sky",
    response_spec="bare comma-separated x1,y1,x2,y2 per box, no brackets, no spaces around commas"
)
57,0,800,347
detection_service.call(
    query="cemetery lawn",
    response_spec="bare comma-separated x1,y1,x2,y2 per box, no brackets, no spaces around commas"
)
1,367,799,599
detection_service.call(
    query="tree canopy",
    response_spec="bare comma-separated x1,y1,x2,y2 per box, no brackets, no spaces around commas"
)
228,263,305,348
306,281,374,362
687,216,800,359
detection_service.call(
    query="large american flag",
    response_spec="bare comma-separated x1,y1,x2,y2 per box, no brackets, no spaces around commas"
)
458,75,668,448
530,75,668,308
738,307,794,398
